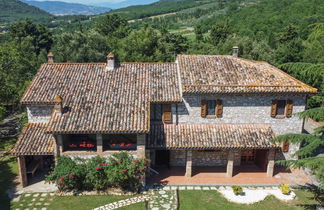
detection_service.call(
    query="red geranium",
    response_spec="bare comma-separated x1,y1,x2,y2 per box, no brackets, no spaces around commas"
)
59,182,63,185
121,169,127,174
59,177,65,182
96,167,102,171
133,159,139,163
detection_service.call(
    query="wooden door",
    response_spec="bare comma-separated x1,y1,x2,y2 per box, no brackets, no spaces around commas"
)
255,150,268,170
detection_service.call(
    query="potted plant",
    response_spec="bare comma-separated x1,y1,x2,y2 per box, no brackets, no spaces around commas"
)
232,185,244,196
280,184,291,195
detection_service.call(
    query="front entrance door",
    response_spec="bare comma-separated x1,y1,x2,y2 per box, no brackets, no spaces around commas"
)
241,150,256,164
255,150,268,170
155,150,170,167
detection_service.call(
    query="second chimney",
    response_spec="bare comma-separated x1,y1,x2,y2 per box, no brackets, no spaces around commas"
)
232,46,239,57
106,52,115,71
53,95,63,115
48,52,54,63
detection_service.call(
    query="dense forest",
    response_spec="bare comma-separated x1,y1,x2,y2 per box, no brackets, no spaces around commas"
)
0,0,323,119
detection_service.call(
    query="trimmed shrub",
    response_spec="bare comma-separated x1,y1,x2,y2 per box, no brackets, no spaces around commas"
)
280,184,291,195
232,185,243,195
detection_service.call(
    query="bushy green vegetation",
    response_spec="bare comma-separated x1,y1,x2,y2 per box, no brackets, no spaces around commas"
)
0,20,52,120
46,153,148,192
0,0,52,24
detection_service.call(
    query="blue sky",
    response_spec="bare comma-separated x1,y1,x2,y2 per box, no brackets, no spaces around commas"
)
34,0,125,3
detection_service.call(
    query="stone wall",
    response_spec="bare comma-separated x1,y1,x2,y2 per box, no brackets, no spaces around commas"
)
176,95,306,135
169,150,241,166
170,150,186,166
27,105,53,123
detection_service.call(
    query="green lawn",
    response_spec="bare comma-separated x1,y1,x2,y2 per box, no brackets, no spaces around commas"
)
9,193,146,210
179,190,320,210
48,195,145,210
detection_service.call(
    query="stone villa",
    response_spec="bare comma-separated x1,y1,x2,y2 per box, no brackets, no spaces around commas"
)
12,49,317,187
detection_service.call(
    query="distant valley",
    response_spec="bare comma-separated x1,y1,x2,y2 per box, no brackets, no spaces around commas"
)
21,0,111,15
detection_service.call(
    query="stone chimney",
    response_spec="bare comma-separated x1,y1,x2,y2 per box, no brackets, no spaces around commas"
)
105,52,115,71
53,95,63,115
232,46,239,57
48,52,54,63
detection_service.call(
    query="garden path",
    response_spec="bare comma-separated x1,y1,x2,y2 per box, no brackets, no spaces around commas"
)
93,194,151,210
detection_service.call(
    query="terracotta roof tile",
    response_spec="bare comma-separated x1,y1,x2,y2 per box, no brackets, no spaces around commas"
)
41,63,150,134
20,62,181,133
148,123,278,149
149,63,182,102
177,55,317,94
11,123,55,156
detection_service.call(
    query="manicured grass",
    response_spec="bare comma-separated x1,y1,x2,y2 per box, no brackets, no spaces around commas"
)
48,195,145,210
179,190,320,210
11,193,145,210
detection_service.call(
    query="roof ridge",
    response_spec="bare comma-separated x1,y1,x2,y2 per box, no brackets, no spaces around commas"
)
46,63,106,65
121,62,176,64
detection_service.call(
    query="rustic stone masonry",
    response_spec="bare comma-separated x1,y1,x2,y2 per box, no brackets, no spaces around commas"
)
226,150,234,177
185,150,192,177
137,134,146,159
97,134,103,155
170,150,241,167
267,149,276,177
27,106,53,123
56,135,63,156
177,95,306,135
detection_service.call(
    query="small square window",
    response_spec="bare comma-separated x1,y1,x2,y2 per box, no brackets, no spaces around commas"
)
277,100,286,116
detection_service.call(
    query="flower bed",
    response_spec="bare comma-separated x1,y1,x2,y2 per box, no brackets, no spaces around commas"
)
46,152,148,193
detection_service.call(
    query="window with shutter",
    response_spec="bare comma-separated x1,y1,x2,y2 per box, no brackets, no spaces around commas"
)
277,100,286,116
282,140,289,153
207,100,216,115
201,100,207,117
286,100,293,118
162,104,172,124
271,100,277,118
216,99,223,118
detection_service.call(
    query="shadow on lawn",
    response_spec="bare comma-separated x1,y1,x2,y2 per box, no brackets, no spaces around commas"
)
0,155,18,210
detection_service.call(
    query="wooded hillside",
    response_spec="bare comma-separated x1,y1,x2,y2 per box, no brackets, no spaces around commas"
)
0,0,52,24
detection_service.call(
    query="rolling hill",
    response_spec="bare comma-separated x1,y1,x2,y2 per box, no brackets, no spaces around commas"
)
0,0,52,24
92,0,158,9
108,0,214,20
21,0,111,15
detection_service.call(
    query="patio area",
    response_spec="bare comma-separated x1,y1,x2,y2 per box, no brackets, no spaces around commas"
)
147,166,312,185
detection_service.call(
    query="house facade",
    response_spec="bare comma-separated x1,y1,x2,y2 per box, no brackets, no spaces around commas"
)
12,50,317,187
